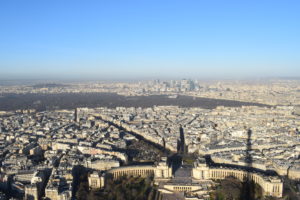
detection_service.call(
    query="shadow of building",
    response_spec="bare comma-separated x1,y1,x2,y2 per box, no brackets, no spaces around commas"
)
242,128,254,200
177,125,187,155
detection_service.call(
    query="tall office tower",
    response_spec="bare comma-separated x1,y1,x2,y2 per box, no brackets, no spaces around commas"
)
180,79,195,91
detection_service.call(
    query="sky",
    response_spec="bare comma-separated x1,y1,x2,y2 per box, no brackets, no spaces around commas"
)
0,0,299,80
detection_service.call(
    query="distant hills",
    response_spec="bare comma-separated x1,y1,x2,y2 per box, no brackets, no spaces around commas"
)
32,83,69,88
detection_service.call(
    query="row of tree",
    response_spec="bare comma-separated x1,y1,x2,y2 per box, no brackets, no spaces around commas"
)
76,174,157,200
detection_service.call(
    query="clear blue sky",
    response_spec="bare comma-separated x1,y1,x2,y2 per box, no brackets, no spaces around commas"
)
0,0,299,80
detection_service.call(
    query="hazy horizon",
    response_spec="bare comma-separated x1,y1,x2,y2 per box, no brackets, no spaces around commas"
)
1,0,299,80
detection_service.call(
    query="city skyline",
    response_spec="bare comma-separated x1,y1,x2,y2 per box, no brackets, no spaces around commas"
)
1,0,300,80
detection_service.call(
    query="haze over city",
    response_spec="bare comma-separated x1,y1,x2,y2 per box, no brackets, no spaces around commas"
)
0,0,300,80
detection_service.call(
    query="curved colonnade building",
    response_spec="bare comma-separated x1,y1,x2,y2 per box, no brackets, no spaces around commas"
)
192,158,282,197
89,157,283,198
